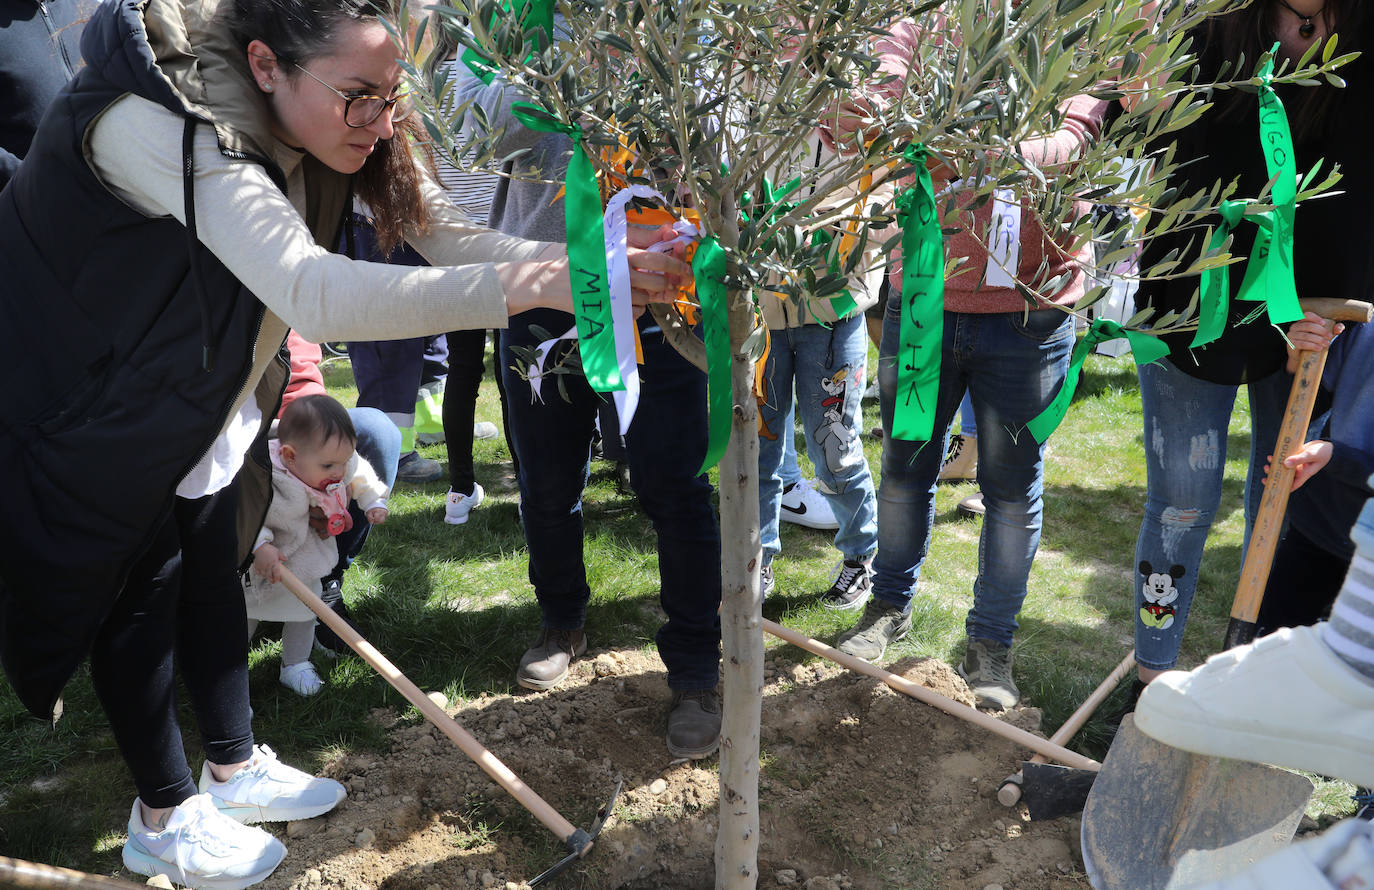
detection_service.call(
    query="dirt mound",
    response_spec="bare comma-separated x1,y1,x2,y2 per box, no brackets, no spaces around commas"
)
260,649,1090,890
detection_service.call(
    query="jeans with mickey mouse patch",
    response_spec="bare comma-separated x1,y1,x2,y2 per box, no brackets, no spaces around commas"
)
1133,359,1290,670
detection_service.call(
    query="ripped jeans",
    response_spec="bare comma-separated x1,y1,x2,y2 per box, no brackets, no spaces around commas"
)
1132,358,1289,670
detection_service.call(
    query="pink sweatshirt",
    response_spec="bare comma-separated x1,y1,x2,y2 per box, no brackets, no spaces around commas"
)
871,19,1109,313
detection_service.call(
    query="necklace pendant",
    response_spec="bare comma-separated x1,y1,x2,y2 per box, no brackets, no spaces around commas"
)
1299,19,1316,38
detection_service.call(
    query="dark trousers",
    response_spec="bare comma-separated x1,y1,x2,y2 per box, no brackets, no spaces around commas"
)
500,309,722,690
442,327,519,494
341,214,429,416
91,477,254,809
1257,526,1351,635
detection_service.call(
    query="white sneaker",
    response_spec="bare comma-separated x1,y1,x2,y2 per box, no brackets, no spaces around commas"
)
1194,817,1374,890
444,482,486,525
199,744,346,824
779,479,839,530
1135,624,1374,787
279,661,323,697
122,794,285,890
938,434,977,482
473,421,499,440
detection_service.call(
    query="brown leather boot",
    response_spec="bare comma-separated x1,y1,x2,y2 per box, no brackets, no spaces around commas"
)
515,628,587,691
666,688,721,759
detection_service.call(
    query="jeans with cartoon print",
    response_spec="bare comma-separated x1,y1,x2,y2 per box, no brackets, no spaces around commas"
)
872,305,1073,646
1132,358,1290,670
758,313,879,568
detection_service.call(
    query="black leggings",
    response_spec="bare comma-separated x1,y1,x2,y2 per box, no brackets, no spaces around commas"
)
444,328,519,492
90,478,254,809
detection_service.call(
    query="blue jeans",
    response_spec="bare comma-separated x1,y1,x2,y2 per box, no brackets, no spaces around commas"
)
957,390,977,439
327,407,402,584
500,309,722,691
1132,359,1288,670
759,315,878,565
872,306,1074,646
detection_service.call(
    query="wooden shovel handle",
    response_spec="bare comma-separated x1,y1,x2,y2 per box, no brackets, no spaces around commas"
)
1227,298,1370,648
1225,347,1327,648
275,566,589,855
1295,297,1374,324
760,618,1099,771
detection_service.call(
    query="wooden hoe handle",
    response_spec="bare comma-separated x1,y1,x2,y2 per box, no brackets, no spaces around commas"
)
276,566,591,856
997,650,1136,806
0,857,143,890
760,618,1099,771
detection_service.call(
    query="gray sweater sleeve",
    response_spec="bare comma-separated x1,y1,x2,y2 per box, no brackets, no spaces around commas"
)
450,42,573,243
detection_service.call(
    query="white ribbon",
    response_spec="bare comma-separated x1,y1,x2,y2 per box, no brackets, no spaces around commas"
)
527,185,684,436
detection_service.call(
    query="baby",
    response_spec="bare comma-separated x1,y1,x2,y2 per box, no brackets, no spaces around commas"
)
247,395,389,695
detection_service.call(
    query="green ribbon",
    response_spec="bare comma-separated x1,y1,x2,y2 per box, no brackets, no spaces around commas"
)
1192,199,1248,348
1235,49,1304,326
1027,318,1170,443
507,104,621,391
458,1,619,390
891,143,944,442
460,0,552,86
694,237,731,475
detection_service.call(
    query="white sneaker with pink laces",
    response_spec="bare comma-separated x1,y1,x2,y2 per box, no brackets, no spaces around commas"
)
198,744,345,824
122,793,284,890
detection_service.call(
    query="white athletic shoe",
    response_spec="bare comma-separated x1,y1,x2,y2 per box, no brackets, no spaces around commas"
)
779,479,839,531
1194,817,1374,890
444,482,486,525
1135,624,1374,787
199,744,346,824
279,661,323,697
122,794,285,890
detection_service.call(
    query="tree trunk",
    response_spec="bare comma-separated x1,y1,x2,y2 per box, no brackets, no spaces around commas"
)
714,283,764,890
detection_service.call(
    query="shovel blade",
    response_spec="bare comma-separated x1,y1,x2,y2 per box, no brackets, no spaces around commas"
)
1081,716,1313,890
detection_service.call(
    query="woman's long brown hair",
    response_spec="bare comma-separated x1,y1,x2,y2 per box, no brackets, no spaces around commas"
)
229,0,433,254
1206,0,1364,142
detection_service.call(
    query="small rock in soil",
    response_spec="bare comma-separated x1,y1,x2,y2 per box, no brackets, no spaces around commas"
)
354,828,376,848
304,869,322,886
649,778,668,795
775,869,798,886
286,820,312,838
145,876,174,889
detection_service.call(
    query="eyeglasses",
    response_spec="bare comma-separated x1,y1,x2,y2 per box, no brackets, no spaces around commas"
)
291,61,414,128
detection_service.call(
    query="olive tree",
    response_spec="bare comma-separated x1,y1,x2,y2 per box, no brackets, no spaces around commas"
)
399,0,1352,884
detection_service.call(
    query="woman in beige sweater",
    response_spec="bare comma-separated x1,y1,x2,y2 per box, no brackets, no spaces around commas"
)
0,0,686,884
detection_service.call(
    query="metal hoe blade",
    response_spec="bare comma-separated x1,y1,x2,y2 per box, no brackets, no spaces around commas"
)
1018,762,1099,821
1081,717,1313,890
529,778,625,887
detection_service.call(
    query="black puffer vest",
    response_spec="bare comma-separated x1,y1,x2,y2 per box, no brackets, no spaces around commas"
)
0,0,347,719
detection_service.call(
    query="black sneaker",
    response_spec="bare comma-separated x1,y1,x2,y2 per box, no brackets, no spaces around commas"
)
313,579,360,655
1354,788,1374,820
821,559,872,611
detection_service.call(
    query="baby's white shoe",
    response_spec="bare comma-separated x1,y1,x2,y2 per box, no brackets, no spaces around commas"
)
279,661,323,697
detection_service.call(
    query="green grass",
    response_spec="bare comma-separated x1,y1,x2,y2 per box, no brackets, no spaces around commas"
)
0,345,1354,877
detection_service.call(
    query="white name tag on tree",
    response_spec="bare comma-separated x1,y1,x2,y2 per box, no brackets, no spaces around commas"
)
985,188,1021,289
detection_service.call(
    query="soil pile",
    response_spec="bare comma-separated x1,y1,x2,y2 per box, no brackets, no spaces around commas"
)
259,650,1091,890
